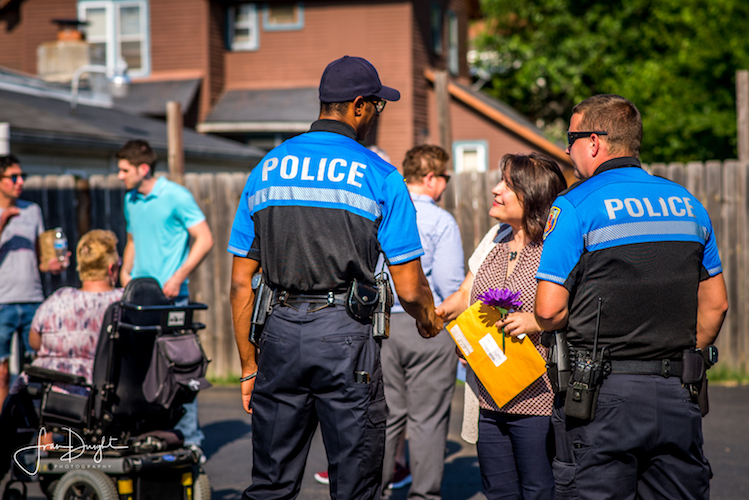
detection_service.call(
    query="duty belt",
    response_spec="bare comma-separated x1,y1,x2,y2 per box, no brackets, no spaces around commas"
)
272,290,347,312
609,359,683,378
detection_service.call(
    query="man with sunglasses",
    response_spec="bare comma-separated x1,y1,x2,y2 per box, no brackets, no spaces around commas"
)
0,155,63,411
229,56,442,500
534,95,727,499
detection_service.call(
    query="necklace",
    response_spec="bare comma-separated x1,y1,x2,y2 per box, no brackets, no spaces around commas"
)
509,251,518,261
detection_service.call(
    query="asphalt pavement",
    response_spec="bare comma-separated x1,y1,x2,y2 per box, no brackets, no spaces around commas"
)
199,383,749,500
4,383,749,499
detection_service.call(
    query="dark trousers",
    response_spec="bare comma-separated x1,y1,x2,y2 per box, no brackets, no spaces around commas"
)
477,409,555,500
243,303,386,500
380,313,457,499
552,374,711,500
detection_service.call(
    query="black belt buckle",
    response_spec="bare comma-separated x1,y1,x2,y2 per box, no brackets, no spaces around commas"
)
660,359,671,378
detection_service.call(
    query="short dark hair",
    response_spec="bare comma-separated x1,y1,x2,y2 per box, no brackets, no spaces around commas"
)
116,140,157,174
319,101,351,117
572,94,643,157
402,144,450,183
500,153,567,242
0,154,20,175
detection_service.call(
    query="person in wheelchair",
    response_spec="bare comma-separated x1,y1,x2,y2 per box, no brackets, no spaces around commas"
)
0,229,122,480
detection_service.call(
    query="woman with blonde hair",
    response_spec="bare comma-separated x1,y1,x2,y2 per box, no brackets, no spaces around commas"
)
23,229,123,390
0,229,123,478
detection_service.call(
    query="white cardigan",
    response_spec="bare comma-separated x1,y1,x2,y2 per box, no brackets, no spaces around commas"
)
460,224,511,443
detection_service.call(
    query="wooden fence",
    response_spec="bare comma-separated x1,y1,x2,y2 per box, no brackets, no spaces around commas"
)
20,160,749,377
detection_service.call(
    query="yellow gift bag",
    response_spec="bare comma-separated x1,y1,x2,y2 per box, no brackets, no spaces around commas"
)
448,301,546,408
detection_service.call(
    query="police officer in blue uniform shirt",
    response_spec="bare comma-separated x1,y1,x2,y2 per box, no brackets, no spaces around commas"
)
229,56,444,500
534,94,728,500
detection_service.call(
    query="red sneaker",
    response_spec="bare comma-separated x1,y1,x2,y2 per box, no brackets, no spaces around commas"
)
314,470,329,485
316,464,412,489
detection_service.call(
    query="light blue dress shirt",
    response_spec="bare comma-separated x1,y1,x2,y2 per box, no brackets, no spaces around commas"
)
388,193,464,312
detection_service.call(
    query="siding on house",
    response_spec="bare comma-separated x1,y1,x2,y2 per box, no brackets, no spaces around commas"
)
412,0,470,150
208,2,226,110
0,0,77,74
221,1,414,165
427,85,562,172
1,0,559,177
147,0,211,119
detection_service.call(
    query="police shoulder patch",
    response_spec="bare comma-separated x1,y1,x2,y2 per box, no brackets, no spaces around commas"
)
544,206,561,240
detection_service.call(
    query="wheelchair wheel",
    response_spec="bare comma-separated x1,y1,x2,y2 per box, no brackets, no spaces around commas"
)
51,470,118,500
193,470,211,500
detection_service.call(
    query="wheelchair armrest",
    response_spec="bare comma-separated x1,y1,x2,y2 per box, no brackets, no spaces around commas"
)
24,365,90,387
118,322,161,332
120,301,208,312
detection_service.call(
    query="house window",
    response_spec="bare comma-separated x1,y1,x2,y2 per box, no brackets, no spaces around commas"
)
78,0,150,77
229,4,260,51
263,3,304,31
430,3,442,55
447,11,459,75
453,141,487,173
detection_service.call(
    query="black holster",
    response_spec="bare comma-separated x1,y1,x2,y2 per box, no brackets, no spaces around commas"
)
542,330,571,394
250,278,274,346
345,276,393,339
345,279,379,323
682,348,709,416
372,273,393,339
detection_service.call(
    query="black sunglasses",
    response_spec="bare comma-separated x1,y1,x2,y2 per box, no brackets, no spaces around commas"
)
438,173,451,183
567,131,608,147
365,97,386,113
0,173,27,183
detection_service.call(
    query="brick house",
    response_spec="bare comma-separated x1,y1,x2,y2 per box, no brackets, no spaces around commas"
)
0,0,571,173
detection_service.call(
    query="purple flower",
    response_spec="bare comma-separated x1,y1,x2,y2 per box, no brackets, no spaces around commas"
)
477,288,523,310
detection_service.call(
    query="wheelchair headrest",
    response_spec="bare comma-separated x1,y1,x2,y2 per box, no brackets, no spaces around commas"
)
122,277,171,306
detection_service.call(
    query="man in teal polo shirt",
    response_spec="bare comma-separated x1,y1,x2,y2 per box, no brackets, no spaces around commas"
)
117,139,214,453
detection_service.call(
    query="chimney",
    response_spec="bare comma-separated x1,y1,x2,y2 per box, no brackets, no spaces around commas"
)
37,19,90,82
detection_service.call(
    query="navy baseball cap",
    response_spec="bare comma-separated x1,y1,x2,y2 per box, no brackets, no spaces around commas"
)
319,56,400,103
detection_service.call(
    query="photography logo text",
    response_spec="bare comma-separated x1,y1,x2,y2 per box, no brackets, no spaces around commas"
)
13,427,128,476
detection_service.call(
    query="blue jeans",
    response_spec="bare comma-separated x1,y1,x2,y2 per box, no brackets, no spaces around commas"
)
171,295,204,447
0,303,41,361
477,409,555,500
176,398,205,446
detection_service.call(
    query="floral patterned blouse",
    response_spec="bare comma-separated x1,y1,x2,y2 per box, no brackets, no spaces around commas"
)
11,287,123,395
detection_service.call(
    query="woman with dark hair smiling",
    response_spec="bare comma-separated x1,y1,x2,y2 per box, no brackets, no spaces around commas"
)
438,153,567,500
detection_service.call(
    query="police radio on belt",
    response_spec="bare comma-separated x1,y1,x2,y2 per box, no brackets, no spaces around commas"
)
565,297,610,422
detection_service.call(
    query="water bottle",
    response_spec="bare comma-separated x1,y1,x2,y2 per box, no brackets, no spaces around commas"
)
53,227,68,262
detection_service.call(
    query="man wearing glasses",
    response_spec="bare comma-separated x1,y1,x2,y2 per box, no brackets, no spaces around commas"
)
534,95,727,499
229,56,442,500
0,155,63,411
379,144,464,500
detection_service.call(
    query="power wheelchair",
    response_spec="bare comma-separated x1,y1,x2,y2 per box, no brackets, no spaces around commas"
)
3,278,212,500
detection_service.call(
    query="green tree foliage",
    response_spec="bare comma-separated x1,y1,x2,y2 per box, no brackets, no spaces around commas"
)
473,0,749,162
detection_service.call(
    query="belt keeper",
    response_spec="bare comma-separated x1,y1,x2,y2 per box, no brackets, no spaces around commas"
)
660,359,670,378
278,291,288,306
327,291,335,306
